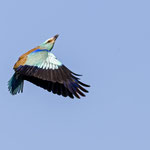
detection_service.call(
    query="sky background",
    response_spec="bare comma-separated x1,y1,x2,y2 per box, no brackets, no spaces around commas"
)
0,0,150,149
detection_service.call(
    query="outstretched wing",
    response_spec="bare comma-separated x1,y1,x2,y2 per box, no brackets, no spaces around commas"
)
16,50,90,98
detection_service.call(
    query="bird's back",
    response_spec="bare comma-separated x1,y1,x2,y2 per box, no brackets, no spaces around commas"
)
13,46,41,70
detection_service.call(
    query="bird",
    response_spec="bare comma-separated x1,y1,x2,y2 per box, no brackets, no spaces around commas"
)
8,34,90,99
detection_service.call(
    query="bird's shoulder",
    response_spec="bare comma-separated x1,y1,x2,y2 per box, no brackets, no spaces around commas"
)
13,46,43,70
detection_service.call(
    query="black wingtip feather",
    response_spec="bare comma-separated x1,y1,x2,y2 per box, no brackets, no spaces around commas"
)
78,81,90,87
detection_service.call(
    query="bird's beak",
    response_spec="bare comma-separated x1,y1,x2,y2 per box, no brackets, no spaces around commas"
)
53,34,59,41
50,34,59,43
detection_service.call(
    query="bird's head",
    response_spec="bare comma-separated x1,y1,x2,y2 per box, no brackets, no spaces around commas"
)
39,34,59,51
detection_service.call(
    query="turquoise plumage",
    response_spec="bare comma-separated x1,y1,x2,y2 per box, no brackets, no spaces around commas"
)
8,35,90,99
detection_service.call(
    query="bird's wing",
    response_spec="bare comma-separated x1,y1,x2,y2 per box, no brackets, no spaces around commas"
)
16,50,90,98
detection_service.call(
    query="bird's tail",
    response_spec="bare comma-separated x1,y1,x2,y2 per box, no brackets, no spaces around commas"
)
8,73,24,95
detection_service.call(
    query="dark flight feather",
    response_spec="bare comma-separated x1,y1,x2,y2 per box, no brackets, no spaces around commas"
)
16,64,90,98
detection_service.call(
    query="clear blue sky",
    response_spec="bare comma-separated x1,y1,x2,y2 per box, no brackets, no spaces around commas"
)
0,0,150,149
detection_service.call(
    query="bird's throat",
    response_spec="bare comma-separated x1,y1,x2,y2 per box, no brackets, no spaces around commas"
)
39,43,54,51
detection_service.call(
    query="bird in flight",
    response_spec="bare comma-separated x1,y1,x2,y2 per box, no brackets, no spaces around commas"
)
8,34,90,99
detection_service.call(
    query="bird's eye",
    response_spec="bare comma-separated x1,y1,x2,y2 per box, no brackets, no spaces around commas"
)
47,40,52,43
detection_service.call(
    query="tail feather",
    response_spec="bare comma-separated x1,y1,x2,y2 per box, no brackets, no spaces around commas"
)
8,73,24,95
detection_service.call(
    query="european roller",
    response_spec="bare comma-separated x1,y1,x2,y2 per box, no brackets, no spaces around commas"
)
8,35,90,99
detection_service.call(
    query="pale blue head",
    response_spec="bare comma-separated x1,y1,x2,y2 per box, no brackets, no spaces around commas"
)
39,34,59,51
